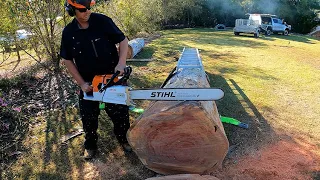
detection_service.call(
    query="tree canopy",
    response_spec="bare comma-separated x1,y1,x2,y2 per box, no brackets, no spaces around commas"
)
98,0,319,35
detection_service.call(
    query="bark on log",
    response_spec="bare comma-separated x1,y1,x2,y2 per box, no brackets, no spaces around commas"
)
126,38,145,59
127,66,229,175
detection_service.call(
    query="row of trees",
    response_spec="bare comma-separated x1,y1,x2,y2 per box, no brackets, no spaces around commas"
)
99,0,320,35
0,0,319,70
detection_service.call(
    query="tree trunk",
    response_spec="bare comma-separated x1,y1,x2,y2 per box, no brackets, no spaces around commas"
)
127,48,229,175
12,38,21,71
14,38,21,62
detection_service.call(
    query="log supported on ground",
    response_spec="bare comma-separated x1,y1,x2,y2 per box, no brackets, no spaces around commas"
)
127,67,229,175
126,38,145,59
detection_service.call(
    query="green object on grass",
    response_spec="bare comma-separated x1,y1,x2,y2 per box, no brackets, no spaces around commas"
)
220,116,249,129
131,108,144,113
129,106,144,113
99,102,105,110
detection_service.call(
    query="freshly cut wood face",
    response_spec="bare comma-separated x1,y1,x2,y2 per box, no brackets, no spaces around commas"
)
128,101,229,174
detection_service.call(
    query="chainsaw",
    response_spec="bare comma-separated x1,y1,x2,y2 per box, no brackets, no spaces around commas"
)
83,66,224,106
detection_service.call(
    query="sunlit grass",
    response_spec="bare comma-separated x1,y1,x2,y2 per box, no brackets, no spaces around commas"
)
0,49,38,77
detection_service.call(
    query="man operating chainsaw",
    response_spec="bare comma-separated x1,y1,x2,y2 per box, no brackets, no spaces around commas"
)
60,0,131,160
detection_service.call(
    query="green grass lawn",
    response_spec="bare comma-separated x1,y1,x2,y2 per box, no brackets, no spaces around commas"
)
1,29,320,179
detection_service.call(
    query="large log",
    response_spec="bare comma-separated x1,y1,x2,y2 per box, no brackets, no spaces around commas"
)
126,38,145,59
127,48,229,175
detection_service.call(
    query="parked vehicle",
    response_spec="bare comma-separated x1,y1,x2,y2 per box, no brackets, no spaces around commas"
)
234,18,261,37
234,14,291,37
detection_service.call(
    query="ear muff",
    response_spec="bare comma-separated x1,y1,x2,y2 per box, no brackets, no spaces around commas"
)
65,1,75,16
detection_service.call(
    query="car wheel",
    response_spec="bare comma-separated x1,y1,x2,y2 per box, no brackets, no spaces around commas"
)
283,29,289,36
234,32,240,36
254,31,259,38
265,29,271,36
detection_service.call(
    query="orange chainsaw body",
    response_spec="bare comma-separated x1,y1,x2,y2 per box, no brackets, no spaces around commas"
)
92,75,118,92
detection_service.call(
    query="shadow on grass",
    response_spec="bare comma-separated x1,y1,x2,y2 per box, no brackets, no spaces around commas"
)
207,72,275,158
134,47,155,59
270,34,319,44
40,72,78,179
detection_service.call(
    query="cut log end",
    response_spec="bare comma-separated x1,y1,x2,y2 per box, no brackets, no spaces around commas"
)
128,101,228,174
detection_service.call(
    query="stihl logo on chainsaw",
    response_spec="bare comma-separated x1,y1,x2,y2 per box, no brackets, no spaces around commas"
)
150,92,176,98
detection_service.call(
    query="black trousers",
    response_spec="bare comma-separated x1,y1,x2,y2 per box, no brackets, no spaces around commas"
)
79,92,130,150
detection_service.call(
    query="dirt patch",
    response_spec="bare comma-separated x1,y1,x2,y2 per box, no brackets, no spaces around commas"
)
214,138,320,180
78,147,155,180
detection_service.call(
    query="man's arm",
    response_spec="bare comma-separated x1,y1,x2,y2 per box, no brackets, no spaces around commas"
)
62,59,92,92
115,37,128,75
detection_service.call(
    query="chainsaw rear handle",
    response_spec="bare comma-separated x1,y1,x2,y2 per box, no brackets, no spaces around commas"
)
99,71,120,93
98,66,132,93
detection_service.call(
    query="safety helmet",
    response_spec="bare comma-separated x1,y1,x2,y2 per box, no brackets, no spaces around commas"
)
65,0,95,16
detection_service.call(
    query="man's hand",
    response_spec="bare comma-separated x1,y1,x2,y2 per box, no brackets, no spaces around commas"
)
80,82,93,93
115,63,126,75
